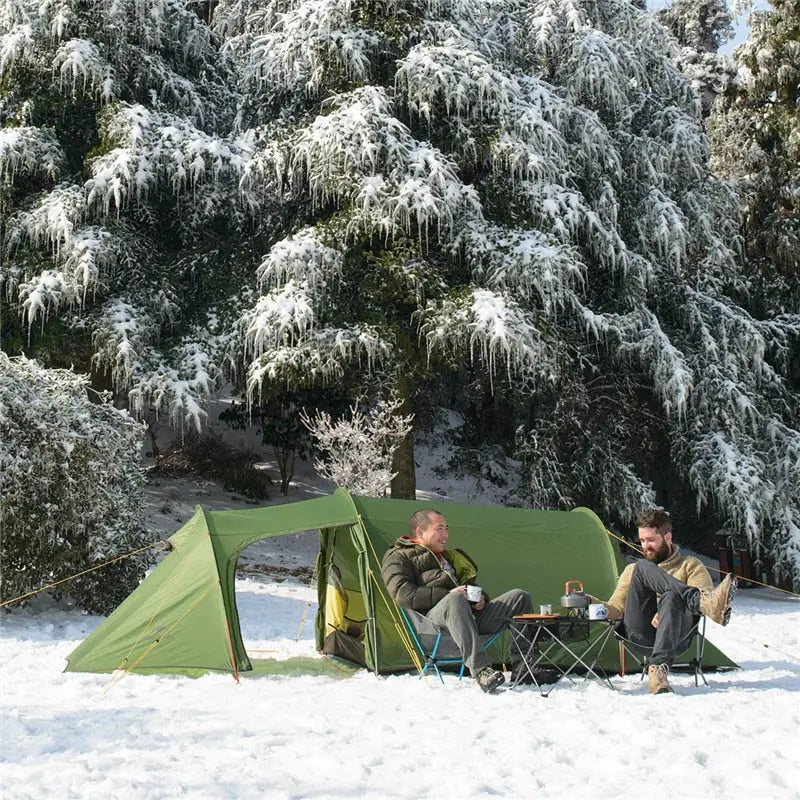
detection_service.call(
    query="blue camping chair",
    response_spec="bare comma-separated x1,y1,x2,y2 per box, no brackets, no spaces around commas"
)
399,607,503,683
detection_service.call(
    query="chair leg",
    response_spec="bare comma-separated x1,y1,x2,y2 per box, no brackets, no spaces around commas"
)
693,661,708,687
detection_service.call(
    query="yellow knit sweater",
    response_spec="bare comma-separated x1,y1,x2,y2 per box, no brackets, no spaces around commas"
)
600,544,714,620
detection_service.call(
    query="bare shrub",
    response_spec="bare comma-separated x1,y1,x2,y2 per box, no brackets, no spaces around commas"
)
301,394,413,496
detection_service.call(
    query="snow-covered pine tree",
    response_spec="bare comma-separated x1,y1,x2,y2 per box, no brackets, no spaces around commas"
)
0,353,150,613
0,0,245,428
656,0,736,115
220,0,800,583
709,0,800,314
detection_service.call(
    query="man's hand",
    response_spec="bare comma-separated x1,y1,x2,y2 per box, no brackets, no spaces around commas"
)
450,585,485,611
651,613,659,629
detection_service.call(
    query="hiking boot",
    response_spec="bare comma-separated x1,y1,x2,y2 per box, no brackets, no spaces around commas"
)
476,666,505,693
648,664,673,695
699,573,737,625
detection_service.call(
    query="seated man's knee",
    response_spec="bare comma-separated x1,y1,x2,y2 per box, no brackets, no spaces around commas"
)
634,560,659,576
438,591,471,616
632,560,662,585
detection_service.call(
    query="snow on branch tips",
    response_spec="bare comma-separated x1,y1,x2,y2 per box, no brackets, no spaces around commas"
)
0,127,64,188
127,337,221,432
396,44,521,123
258,227,343,294
243,281,317,358
12,217,125,328
460,224,586,312
244,327,393,399
620,308,693,420
419,288,555,390
301,393,413,496
244,0,379,97
688,431,769,542
287,87,481,243
53,38,112,99
383,143,481,246
5,184,85,255
86,104,247,213
91,298,159,391
565,30,645,121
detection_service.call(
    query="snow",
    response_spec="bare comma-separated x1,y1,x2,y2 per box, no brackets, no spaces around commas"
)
2,572,799,798
3,450,800,799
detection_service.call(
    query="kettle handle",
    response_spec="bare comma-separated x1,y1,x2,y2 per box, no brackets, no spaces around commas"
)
564,580,584,593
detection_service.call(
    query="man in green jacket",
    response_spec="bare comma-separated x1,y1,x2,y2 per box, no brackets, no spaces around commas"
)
598,508,736,695
381,508,532,693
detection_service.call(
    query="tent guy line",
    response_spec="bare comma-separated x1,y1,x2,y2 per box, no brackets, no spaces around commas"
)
0,540,169,609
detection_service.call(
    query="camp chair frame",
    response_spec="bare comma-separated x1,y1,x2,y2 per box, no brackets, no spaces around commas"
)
614,615,708,687
399,607,503,683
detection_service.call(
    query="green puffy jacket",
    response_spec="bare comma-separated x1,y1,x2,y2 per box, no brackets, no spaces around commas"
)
380,536,483,613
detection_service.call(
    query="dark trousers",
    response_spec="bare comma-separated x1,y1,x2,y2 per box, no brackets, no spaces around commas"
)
622,560,701,666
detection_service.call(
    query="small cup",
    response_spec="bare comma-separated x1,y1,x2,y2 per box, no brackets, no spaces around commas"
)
539,604,552,615
588,603,608,620
465,585,483,603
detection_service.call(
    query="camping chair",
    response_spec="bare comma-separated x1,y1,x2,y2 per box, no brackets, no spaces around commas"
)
399,608,503,683
613,615,708,687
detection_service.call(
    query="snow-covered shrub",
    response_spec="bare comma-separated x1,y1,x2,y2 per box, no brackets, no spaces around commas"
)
0,354,151,613
301,394,413,496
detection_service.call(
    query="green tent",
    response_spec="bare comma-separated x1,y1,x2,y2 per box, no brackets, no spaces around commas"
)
66,489,736,676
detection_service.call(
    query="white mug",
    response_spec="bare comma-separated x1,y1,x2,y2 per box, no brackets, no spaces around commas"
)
466,585,483,603
539,604,552,615
588,603,608,620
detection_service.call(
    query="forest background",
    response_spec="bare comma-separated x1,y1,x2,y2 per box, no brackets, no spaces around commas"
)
0,0,798,612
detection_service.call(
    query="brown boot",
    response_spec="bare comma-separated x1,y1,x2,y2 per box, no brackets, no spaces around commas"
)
699,573,737,625
648,664,673,694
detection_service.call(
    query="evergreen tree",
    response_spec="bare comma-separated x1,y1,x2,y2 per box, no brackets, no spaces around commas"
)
3,0,799,584
219,0,800,582
656,0,736,115
709,0,800,314
0,0,243,427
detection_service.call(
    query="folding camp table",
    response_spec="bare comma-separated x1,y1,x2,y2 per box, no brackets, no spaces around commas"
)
507,614,616,697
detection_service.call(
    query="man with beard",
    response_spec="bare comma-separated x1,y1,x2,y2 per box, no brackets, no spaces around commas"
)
596,508,736,694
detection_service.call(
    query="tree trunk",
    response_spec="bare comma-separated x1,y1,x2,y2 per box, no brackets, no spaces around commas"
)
390,374,416,499
391,430,416,499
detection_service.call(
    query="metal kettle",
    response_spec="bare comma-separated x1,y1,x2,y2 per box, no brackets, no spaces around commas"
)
560,580,590,611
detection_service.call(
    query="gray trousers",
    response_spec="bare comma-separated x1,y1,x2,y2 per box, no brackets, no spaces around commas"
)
622,560,701,666
427,588,533,675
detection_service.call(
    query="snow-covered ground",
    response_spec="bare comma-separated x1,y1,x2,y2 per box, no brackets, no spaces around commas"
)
2,434,800,799
2,575,799,799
